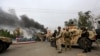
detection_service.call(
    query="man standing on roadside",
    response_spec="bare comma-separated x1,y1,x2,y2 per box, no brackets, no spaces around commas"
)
56,26,62,53
81,27,92,53
64,28,72,51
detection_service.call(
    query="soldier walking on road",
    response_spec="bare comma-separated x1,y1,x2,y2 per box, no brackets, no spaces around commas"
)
56,26,62,53
50,30,57,48
64,28,72,51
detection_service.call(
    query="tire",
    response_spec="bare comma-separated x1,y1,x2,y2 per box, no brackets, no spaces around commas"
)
6,44,10,49
78,37,92,49
3,43,10,51
0,42,5,53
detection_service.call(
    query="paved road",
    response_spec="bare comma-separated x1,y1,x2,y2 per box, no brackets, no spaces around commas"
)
0,42,100,56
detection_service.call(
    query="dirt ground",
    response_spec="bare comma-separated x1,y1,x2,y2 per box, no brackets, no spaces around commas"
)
0,42,100,56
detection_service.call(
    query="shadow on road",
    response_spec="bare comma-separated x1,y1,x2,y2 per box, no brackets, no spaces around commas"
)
0,45,22,54
61,44,100,50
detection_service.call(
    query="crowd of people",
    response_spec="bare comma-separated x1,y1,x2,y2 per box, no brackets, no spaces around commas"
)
48,26,96,54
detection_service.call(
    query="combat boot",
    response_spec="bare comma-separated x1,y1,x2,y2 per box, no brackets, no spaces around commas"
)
58,51,62,53
83,49,88,53
88,48,91,52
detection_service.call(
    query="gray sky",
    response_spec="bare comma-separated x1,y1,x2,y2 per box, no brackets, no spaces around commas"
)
0,0,100,30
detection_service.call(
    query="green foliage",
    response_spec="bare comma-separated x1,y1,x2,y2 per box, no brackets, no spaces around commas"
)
64,11,93,30
78,11,92,29
0,29,16,39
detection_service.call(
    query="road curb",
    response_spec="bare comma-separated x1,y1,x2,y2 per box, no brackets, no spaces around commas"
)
12,41,36,45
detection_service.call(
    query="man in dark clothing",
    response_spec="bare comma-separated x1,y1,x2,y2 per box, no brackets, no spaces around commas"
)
81,27,92,53
50,30,57,48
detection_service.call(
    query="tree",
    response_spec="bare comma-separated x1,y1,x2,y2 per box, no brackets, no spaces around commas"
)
78,11,92,29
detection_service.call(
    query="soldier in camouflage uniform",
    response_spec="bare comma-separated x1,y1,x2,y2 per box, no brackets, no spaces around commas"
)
64,28,72,51
61,28,67,45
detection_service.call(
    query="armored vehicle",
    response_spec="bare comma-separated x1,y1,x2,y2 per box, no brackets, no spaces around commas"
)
51,23,96,48
0,30,12,53
63,24,96,48
0,36,12,53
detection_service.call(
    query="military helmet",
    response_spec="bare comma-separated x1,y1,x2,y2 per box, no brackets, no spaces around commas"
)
58,26,61,30
81,27,88,31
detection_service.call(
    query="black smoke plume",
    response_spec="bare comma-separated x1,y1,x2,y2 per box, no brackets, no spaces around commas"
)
0,8,46,32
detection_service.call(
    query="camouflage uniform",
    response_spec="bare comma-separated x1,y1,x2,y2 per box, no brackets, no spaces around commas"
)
61,28,66,45
64,29,71,50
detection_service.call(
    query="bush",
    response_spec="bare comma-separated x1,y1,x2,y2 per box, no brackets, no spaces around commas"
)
0,29,16,39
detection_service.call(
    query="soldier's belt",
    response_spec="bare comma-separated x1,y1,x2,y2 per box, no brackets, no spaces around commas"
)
56,37,62,40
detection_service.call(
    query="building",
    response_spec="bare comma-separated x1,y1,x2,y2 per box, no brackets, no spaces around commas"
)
88,13,100,29
95,18,100,29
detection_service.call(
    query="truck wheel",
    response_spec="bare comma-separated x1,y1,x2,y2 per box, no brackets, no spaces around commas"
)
5,44,10,49
0,42,4,53
3,43,9,51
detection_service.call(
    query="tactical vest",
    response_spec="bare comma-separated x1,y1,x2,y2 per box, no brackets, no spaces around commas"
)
65,31,70,38
56,30,62,38
57,30,61,36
